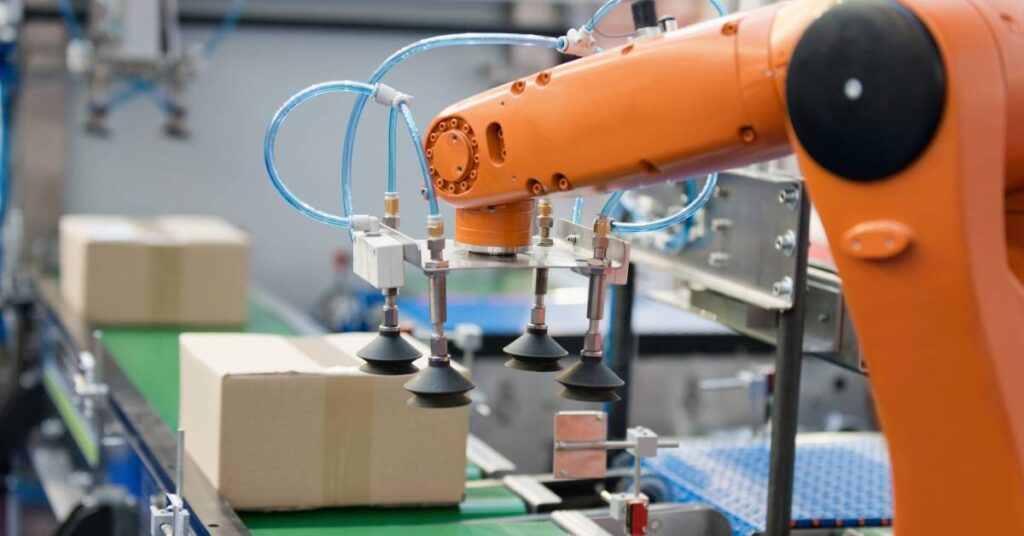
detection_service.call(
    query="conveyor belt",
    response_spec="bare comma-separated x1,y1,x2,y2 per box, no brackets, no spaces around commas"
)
643,433,893,536
100,304,294,430
96,300,551,533
242,484,561,535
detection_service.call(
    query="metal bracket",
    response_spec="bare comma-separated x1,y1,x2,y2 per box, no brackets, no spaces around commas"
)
552,411,678,535
628,169,805,309
150,494,190,536
371,220,631,284
149,429,190,536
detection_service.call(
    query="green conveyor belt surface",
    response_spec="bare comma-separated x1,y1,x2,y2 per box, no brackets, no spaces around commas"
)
98,301,544,534
242,485,562,535
100,303,294,430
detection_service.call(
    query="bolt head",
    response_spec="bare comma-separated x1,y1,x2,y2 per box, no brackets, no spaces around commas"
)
772,277,794,297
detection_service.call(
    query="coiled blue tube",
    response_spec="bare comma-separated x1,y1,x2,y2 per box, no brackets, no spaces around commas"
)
341,33,563,218
387,107,398,193
265,81,376,229
396,101,439,216
583,0,622,32
608,173,718,233
201,0,247,58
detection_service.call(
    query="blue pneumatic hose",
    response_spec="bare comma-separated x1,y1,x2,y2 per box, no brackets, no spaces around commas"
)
607,174,718,233
396,101,439,216
584,0,622,32
573,0,728,226
340,33,563,218
200,0,247,58
387,106,398,194
264,81,376,229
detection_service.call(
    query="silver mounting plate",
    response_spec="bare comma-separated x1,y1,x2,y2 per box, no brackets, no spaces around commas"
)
628,169,805,310
381,220,631,285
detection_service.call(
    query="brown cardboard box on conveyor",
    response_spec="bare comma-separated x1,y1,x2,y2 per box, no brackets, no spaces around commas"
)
59,214,249,326
178,332,470,511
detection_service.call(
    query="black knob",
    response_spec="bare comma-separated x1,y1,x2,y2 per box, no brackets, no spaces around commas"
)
631,0,658,31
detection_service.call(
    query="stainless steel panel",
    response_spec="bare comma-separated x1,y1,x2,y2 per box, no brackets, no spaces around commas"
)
628,169,806,310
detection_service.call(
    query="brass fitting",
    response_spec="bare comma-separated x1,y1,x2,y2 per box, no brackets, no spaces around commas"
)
383,193,400,229
384,194,399,217
427,218,445,240
537,199,553,217
426,216,447,264
536,199,554,247
591,216,612,263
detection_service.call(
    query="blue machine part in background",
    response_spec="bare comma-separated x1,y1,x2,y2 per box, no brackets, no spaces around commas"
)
642,433,893,535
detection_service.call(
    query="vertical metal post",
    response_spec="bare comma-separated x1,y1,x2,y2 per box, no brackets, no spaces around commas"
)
12,300,33,378
608,264,636,440
765,189,811,536
175,429,184,496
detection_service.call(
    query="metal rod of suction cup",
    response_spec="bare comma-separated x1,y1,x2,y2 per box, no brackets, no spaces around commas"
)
554,216,624,401
428,275,448,361
530,199,554,330
382,191,401,334
380,288,400,333
530,268,548,328
403,216,474,408
427,218,450,362
582,216,613,360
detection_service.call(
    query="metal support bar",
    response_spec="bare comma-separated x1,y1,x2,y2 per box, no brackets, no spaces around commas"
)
608,263,637,439
764,188,811,536
554,440,679,451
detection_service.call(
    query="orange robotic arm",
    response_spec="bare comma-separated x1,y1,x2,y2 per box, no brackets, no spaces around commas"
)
425,0,834,248
427,0,1024,533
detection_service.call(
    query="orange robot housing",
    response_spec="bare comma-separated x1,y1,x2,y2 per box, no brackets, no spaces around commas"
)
426,0,1024,533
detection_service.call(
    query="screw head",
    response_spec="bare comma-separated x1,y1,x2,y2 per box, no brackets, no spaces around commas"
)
772,277,794,297
774,230,797,256
778,188,800,209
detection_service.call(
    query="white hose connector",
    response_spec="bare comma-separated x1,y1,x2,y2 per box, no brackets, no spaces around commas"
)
372,83,414,109
560,27,598,57
350,214,381,234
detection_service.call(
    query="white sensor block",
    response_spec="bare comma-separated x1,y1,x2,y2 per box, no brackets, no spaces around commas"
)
353,232,405,289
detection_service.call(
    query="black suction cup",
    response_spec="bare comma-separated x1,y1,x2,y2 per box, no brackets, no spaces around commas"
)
404,359,475,409
357,331,422,376
555,356,625,403
503,326,568,372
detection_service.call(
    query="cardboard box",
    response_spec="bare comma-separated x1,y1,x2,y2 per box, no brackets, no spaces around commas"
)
60,215,249,326
179,332,470,511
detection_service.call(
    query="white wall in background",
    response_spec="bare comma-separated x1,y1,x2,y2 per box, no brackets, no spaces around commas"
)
65,25,514,312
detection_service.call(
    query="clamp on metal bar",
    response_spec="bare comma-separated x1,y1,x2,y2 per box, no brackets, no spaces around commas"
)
150,429,190,536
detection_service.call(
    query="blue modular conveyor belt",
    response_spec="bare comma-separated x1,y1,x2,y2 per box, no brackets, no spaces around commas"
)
642,433,893,535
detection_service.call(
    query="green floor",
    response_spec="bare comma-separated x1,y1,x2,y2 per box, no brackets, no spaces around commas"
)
98,301,562,535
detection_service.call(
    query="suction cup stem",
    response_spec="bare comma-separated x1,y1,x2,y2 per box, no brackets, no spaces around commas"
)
357,330,422,376
503,326,568,372
404,358,475,409
555,356,625,403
